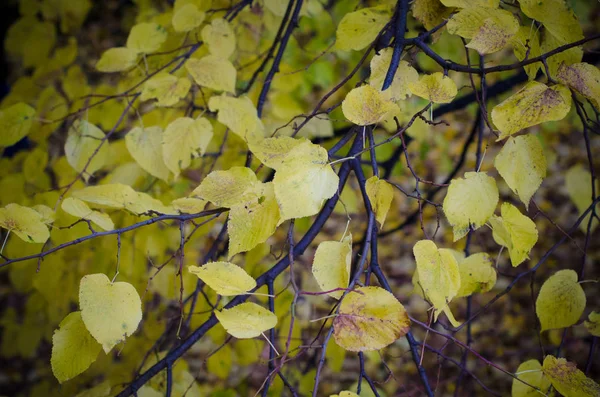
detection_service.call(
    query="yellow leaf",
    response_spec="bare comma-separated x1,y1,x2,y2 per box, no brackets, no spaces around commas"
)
65,120,109,181
584,312,600,337
172,3,205,32
330,392,360,397
335,6,392,51
186,56,236,93
0,203,49,243
272,141,339,222
95,47,138,73
542,355,600,397
456,253,496,297
512,359,551,397
565,164,598,233
206,344,233,380
61,197,114,231
342,85,398,126
51,312,101,383
228,182,280,258
540,30,583,79
202,18,236,59
412,0,452,31
208,94,264,142
125,126,171,181
494,135,547,206
511,27,542,81
192,166,260,208
447,7,518,54
248,136,304,169
0,102,36,147
5,17,56,68
413,240,461,326
162,117,213,177
441,0,498,6
32,205,55,225
333,286,410,351
535,270,585,332
171,197,207,214
557,62,600,109
369,49,418,100
365,176,394,228
215,302,277,338
408,72,457,104
491,81,572,140
72,184,175,215
519,0,583,44
489,202,538,267
312,235,352,299
140,73,191,107
188,262,256,296
79,273,142,353
443,172,498,241
73,380,112,397
126,22,168,54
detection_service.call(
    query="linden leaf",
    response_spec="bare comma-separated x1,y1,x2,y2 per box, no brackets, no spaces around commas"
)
408,72,457,104
335,6,392,51
412,0,452,31
333,286,410,352
535,270,585,332
365,176,394,228
170,197,207,214
456,253,496,297
519,0,583,44
565,165,599,232
192,166,260,208
511,27,542,81
95,47,138,73
542,355,600,397
584,312,600,337
65,120,109,181
0,102,36,147
0,203,49,243
369,49,418,100
491,81,572,140
72,184,174,215
557,62,600,109
185,56,236,93
188,262,256,296
248,136,303,169
443,172,499,241
312,234,352,299
172,3,205,32
447,7,518,54
162,117,213,177
61,197,114,231
342,85,398,126
512,359,551,397
51,312,102,383
126,22,168,54
215,302,277,339
413,240,461,326
125,126,171,182
202,18,236,59
494,135,547,206
441,0,498,6
228,182,280,258
79,273,142,353
208,94,264,142
330,391,360,397
541,30,583,79
489,202,538,267
140,73,191,107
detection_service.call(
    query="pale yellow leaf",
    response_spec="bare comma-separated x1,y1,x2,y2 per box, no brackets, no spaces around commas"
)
330,391,360,397
215,302,277,338
125,126,170,181
536,270,585,332
333,286,410,351
519,0,583,44
95,47,138,73
565,164,598,232
72,183,136,209
172,3,205,32
441,0,498,7
208,94,264,142
456,253,496,297
584,312,600,337
170,197,207,214
186,56,236,93
412,0,452,31
540,30,583,79
312,235,352,299
188,262,256,296
192,166,260,208
490,202,538,267
491,81,572,140
0,203,49,243
61,197,114,231
365,176,394,227
65,120,109,181
335,6,392,51
202,18,236,59
512,359,551,397
126,22,168,54
408,72,457,104
542,355,600,397
162,117,213,177
140,73,191,107
443,172,498,241
342,85,398,126
557,62,600,109
511,27,542,81
494,135,546,206
248,136,304,169
0,102,36,147
51,311,101,383
369,49,418,100
79,273,142,353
